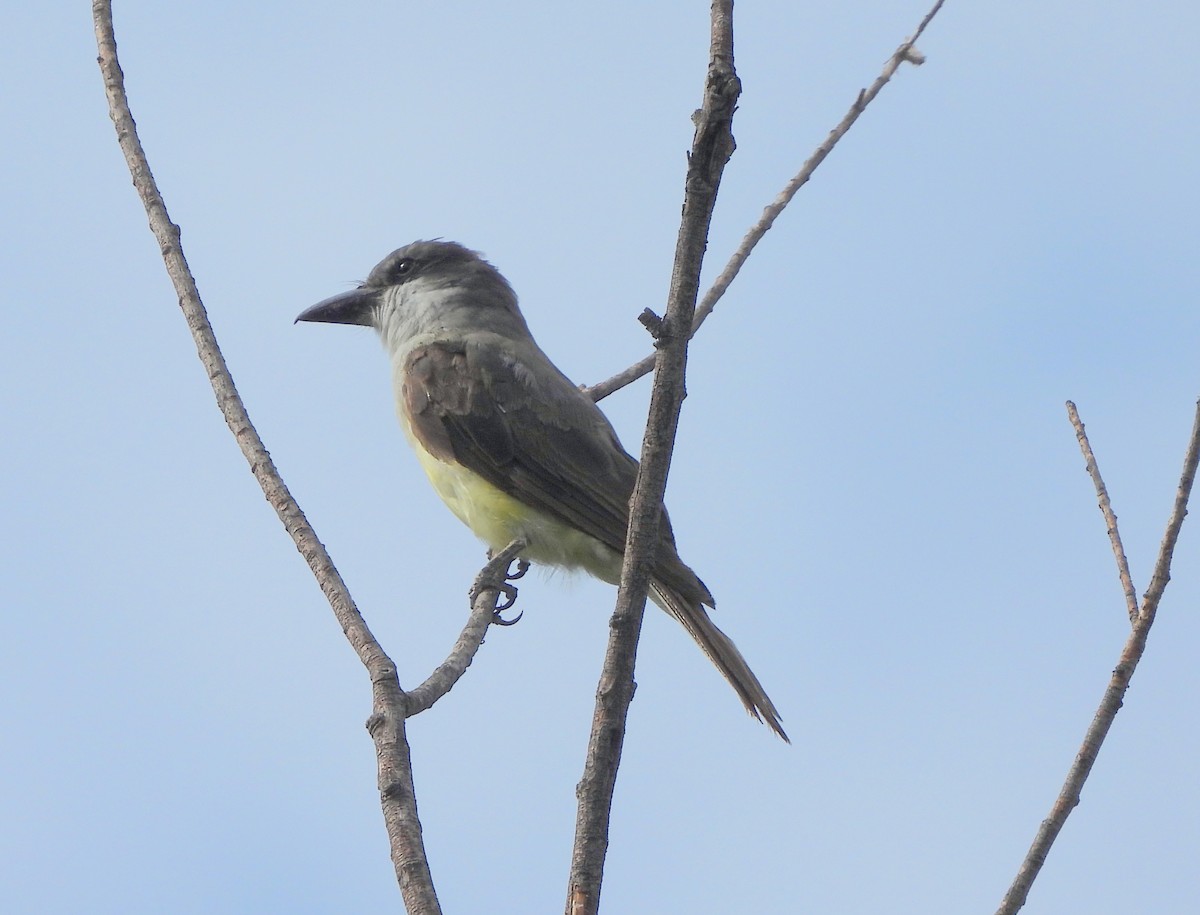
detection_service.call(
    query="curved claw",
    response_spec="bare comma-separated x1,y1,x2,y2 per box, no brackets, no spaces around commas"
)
492,607,524,626
506,558,531,581
472,550,530,624
492,583,524,626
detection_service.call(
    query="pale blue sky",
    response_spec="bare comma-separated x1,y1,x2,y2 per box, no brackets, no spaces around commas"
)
3,2,1198,912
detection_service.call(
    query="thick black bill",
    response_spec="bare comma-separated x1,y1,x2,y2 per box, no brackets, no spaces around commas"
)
294,287,378,326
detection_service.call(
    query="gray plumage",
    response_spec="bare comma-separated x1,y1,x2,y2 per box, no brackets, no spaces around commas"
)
298,241,786,740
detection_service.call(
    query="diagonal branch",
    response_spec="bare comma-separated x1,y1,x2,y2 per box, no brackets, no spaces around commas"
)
92,4,444,911
1139,401,1200,622
564,4,740,914
1066,401,1140,622
405,540,527,714
995,399,1200,915
584,0,948,403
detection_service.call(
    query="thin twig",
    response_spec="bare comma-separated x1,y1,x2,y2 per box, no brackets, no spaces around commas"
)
405,540,527,714
1139,401,1200,621
1066,401,1140,623
583,0,948,403
995,399,1200,915
564,4,740,914
92,4,440,911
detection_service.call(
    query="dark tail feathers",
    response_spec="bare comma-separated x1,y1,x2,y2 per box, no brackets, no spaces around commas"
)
650,582,788,742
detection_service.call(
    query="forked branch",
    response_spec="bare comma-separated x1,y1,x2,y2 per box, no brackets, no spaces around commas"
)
585,0,948,403
995,399,1200,915
405,540,527,714
93,4,520,912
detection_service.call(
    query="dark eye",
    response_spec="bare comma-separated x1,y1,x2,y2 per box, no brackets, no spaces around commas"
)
394,259,414,278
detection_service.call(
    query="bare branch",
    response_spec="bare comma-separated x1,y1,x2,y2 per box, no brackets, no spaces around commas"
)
1066,401,1140,622
564,4,740,913
92,4,440,910
583,0,948,403
405,540,527,714
1140,400,1200,620
995,399,1200,915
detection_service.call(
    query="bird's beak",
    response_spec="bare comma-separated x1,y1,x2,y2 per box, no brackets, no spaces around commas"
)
294,288,378,326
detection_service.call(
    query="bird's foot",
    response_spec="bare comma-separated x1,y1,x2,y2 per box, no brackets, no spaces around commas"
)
492,557,530,623
473,555,530,625
491,589,524,626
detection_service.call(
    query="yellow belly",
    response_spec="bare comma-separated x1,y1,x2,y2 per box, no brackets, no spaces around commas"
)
403,422,622,583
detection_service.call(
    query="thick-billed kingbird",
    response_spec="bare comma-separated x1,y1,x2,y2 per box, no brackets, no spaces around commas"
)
297,240,786,740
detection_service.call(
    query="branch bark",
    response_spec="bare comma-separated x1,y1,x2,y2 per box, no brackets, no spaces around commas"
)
565,4,740,914
405,540,527,714
92,4,463,911
1066,401,1140,622
994,399,1200,915
584,0,947,403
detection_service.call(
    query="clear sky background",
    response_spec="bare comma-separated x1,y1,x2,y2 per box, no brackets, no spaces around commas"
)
4,2,1198,913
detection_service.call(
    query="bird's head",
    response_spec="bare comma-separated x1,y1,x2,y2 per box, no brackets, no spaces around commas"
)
296,240,530,351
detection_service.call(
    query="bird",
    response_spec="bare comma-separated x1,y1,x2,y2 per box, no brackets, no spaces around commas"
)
297,240,786,740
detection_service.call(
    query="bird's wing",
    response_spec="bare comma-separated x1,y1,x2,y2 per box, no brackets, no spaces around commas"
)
401,336,639,556
401,340,789,737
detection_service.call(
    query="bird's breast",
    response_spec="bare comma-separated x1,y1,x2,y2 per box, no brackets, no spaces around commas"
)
397,409,622,582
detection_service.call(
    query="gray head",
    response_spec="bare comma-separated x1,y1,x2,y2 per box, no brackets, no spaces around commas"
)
296,240,532,350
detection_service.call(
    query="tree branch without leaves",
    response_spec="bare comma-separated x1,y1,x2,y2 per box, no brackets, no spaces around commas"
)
1066,401,1140,622
97,0,964,910
584,0,947,403
565,4,741,914
567,6,949,902
995,400,1200,915
405,540,527,715
96,0,1194,911
93,4,522,912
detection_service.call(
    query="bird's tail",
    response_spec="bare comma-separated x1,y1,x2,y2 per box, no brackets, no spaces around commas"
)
650,581,788,742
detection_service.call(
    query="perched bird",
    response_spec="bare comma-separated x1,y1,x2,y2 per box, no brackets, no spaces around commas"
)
297,240,785,739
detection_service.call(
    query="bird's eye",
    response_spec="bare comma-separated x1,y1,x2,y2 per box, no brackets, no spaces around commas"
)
394,259,414,277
